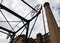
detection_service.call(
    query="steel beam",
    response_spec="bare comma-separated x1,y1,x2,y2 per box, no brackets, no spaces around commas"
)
16,23,27,33
0,26,14,33
30,6,42,21
0,4,28,22
21,0,37,12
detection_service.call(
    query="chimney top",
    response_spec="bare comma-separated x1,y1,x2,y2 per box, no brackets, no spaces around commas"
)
44,2,50,7
36,33,42,37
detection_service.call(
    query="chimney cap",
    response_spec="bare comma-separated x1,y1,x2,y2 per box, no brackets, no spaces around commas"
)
36,33,42,37
44,2,50,7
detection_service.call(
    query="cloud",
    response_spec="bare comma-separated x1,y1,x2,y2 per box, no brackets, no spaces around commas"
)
46,0,60,27
0,39,9,43
0,0,48,39
0,0,60,42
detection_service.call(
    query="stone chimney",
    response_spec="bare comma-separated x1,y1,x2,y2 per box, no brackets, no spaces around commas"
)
58,27,60,30
44,2,60,43
11,34,36,43
36,33,43,43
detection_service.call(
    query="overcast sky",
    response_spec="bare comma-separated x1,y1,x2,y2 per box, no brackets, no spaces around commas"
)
0,0,60,43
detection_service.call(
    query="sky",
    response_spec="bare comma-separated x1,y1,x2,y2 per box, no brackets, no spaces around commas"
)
0,0,60,43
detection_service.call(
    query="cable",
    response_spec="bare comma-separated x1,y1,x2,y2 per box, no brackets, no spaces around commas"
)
17,4,41,37
14,27,25,43
13,9,32,28
0,21,21,22
20,27,25,35
16,4,41,35
0,10,15,32
29,16,38,37
30,4,41,17
0,0,15,32
0,10,15,39
13,4,40,28
42,5,46,34
28,4,41,37
0,0,15,39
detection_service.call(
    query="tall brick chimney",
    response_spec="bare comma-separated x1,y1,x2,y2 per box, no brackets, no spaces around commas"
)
44,2,60,43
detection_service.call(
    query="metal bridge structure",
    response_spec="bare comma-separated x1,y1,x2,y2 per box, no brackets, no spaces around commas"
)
0,0,43,43
0,0,60,43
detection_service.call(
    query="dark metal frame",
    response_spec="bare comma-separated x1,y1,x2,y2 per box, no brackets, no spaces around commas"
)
0,0,42,43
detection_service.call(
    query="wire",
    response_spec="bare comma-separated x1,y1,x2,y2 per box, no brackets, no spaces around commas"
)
13,22,21,28
0,10,15,31
0,0,15,39
42,5,46,34
28,4,41,37
0,0,15,31
20,27,25,35
13,4,40,28
30,4,41,17
15,4,41,37
13,10,32,28
14,27,25,43
0,21,22,22
29,16,38,37
16,4,41,35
